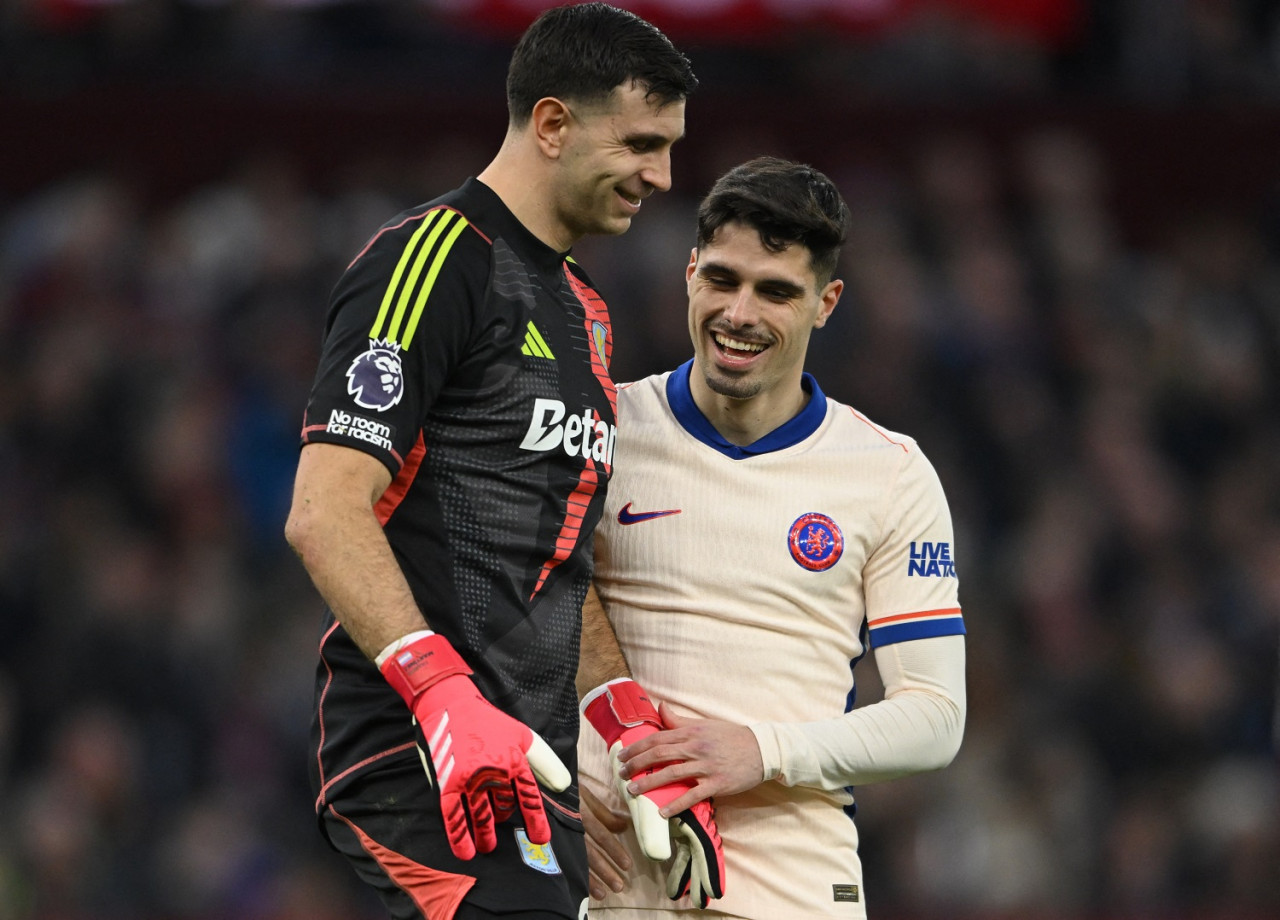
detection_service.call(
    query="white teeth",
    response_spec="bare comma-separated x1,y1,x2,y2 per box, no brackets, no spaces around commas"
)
715,333,765,353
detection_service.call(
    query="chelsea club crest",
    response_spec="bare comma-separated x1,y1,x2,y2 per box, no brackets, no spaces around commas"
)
788,512,844,571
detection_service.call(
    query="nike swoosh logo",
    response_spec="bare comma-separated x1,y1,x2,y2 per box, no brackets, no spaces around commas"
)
617,502,682,525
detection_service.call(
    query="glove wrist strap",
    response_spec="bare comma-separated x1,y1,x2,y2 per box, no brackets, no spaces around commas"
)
583,677,661,748
379,633,473,704
374,629,434,667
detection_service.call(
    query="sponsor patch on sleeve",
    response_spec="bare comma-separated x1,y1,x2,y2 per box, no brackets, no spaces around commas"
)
907,541,957,577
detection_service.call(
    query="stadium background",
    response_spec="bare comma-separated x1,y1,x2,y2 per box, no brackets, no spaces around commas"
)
1,0,1278,917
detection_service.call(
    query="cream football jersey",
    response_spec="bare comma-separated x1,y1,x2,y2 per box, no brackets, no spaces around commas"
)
579,362,964,919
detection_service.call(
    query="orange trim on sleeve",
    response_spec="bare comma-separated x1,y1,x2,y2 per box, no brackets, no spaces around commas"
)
375,432,427,525
869,607,963,626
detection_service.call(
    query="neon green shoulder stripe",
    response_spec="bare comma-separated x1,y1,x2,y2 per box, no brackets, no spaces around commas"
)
400,215,470,351
385,210,463,345
369,208,445,341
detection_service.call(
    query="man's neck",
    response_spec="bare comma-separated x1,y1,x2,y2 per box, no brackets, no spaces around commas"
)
477,147,572,253
690,375,810,448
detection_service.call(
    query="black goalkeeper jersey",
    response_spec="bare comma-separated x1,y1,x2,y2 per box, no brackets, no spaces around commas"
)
301,178,617,814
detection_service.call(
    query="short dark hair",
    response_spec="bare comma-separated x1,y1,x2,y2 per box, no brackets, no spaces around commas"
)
506,3,697,125
696,157,849,285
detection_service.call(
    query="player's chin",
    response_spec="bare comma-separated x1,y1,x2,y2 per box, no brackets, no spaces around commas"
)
606,213,636,235
704,367,762,401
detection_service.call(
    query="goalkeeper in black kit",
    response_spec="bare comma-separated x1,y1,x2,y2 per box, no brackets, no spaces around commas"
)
284,5,701,918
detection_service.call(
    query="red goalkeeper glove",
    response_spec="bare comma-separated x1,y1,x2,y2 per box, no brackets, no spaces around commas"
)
379,631,571,861
582,678,725,907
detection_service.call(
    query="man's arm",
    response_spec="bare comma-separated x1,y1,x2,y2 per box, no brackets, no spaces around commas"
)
576,585,637,897
577,583,726,906
286,440,570,859
577,582,631,696
618,634,966,815
750,633,966,788
284,442,423,657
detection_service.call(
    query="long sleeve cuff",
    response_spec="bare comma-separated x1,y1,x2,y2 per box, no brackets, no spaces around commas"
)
748,722,784,782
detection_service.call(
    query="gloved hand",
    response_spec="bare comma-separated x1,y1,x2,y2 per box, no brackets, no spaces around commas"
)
379,631,571,860
582,678,725,907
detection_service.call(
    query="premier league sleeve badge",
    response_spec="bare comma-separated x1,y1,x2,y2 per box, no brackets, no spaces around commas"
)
346,339,405,411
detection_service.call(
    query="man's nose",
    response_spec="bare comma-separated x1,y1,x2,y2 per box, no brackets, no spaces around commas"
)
642,149,672,194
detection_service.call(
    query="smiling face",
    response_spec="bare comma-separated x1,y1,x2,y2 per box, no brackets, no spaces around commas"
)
686,220,842,440
550,81,686,243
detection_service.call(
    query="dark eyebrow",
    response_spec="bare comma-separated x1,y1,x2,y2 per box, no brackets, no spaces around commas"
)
624,129,683,148
698,260,807,299
696,260,739,280
758,279,806,299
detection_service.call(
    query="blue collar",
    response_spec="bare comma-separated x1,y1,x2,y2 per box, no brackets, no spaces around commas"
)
665,360,827,460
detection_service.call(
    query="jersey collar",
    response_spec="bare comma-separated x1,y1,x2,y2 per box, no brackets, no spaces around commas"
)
665,359,828,459
464,177,569,276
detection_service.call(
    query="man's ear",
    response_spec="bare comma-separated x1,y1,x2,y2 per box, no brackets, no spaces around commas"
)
529,97,572,159
813,278,843,329
685,247,699,283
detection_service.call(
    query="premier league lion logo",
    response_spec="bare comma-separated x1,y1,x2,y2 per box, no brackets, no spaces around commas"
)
346,341,404,411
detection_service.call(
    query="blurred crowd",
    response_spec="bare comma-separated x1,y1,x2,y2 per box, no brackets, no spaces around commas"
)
7,0,1280,102
2,2,1280,920
2,117,1277,920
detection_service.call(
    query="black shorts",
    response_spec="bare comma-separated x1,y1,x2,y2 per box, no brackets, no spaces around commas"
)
319,758,588,920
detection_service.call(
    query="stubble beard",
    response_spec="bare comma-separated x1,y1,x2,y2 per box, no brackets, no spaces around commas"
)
703,367,762,401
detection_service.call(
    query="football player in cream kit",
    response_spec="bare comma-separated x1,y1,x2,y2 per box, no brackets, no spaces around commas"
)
576,157,967,919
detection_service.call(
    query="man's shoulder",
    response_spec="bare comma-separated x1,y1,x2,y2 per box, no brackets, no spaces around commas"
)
349,190,492,274
616,371,668,391
611,372,673,435
616,371,670,405
821,395,923,456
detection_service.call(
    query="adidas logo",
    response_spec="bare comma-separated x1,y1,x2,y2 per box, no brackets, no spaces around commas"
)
521,321,555,359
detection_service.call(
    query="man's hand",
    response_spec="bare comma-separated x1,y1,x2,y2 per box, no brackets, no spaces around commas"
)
664,795,723,907
617,705,765,816
582,679,725,906
380,631,571,860
580,784,632,901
